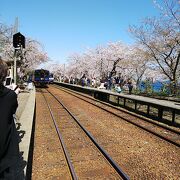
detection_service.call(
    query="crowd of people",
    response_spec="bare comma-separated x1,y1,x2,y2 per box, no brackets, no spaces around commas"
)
60,74,134,95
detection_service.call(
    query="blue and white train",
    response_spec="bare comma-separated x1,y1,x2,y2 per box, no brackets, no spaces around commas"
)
32,69,52,86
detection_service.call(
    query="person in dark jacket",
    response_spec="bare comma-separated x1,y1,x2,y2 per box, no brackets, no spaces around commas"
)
0,58,19,179
127,78,133,95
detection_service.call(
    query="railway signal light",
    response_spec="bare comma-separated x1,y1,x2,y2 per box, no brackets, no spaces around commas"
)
13,32,25,48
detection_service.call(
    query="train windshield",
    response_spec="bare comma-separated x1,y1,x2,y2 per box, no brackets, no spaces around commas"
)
35,70,49,77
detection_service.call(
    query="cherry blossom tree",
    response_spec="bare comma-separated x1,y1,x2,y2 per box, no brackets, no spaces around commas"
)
67,53,88,79
0,21,49,75
129,0,180,91
45,63,65,81
127,45,159,87
0,22,13,55
86,45,108,79
21,38,49,72
104,42,129,77
67,42,130,83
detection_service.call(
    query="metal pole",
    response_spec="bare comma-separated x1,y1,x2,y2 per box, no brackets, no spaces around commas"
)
13,17,18,85
14,50,17,84
14,17,18,34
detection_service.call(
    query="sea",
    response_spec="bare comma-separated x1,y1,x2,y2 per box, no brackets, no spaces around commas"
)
139,81,171,93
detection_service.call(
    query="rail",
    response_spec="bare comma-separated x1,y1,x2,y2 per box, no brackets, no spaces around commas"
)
41,90,78,180
47,88,130,180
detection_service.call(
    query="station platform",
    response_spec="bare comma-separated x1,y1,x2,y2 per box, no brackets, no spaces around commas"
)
111,91,180,110
54,82,180,110
15,86,35,179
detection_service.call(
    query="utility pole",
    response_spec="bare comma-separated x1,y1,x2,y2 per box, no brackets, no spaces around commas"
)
14,17,18,84
14,17,18,34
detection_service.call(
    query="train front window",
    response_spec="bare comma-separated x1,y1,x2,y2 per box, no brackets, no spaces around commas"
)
34,70,49,78
45,71,49,77
35,71,41,77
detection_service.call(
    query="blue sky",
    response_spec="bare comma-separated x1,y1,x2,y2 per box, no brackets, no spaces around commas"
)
0,0,161,64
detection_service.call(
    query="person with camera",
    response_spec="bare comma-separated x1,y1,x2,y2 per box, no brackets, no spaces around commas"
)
0,58,19,179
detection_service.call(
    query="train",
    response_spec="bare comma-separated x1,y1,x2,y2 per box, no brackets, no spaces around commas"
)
32,69,54,86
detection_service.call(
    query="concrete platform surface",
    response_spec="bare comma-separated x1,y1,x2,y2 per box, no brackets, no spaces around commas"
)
15,87,35,179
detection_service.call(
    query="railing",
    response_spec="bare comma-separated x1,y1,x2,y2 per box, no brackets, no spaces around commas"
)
108,94,180,127
54,82,180,127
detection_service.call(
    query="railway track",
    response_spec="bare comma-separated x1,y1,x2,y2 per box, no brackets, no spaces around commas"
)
52,84,180,147
32,89,72,179
46,85,179,179
32,88,129,179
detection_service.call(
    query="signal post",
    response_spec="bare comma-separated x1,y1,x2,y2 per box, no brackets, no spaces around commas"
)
13,32,25,84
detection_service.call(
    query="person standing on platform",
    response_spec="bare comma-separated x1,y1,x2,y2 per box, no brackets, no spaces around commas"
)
91,77,96,87
87,77,91,87
127,78,133,95
81,74,86,87
0,58,19,179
